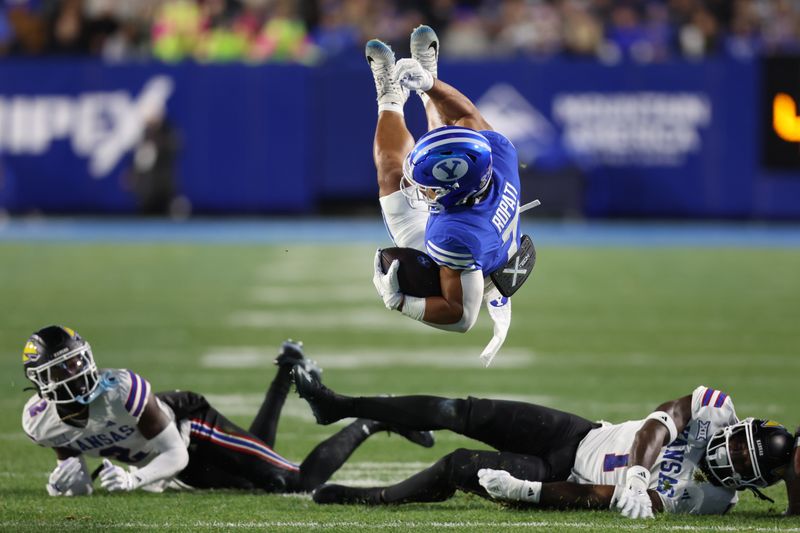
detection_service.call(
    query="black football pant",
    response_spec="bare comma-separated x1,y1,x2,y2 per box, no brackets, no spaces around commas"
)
157,367,384,492
333,395,599,502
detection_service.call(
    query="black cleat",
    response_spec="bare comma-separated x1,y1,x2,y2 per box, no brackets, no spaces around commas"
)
275,339,322,380
312,484,382,505
292,365,343,425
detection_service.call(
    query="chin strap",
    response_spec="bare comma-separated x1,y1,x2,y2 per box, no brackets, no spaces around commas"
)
748,486,775,503
75,371,117,405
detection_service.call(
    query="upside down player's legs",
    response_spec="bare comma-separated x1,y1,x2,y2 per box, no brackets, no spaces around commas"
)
374,111,414,197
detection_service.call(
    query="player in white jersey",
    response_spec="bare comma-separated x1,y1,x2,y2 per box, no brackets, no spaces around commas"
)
293,367,800,517
21,326,433,495
367,26,532,365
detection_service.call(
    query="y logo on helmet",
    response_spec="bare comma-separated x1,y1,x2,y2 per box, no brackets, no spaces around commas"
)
432,158,469,183
22,341,39,363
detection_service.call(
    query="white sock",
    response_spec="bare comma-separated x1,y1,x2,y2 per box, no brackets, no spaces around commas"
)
418,91,431,106
378,103,404,115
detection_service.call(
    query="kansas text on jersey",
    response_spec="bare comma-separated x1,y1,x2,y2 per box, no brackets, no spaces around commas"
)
567,386,739,514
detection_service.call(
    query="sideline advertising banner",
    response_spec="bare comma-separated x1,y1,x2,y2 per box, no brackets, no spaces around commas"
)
1,58,799,218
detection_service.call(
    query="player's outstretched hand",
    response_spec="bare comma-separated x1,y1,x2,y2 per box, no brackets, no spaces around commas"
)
47,456,92,496
373,250,404,311
394,58,434,92
615,466,654,519
99,458,136,492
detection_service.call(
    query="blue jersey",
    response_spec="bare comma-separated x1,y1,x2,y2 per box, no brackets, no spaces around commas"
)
424,130,521,274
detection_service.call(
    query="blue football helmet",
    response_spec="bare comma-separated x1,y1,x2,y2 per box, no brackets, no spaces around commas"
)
402,126,493,212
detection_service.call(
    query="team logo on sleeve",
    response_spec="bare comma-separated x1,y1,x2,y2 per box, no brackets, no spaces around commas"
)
433,158,469,182
490,296,509,307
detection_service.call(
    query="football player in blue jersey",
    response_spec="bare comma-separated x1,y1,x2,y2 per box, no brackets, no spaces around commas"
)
367,26,531,365
21,325,432,495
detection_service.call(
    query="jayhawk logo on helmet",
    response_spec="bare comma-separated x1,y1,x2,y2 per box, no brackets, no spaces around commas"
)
22,341,40,363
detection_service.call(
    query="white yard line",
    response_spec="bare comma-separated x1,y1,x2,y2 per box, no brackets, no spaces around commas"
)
0,520,796,531
201,347,532,369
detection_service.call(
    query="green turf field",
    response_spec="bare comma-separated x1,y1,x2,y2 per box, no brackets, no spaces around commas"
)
1,240,799,531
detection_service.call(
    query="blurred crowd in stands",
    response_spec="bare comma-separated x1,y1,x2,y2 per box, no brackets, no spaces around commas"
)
0,0,798,64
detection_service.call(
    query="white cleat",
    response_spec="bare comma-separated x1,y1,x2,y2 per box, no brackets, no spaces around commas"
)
365,39,408,109
410,25,439,80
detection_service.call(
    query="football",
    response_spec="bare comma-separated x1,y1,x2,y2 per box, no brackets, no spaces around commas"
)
379,247,442,298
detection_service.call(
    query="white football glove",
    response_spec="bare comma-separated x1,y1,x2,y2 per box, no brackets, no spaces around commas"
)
478,468,523,500
46,456,93,496
393,58,434,92
615,465,654,519
478,468,540,502
99,458,138,492
372,250,404,311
